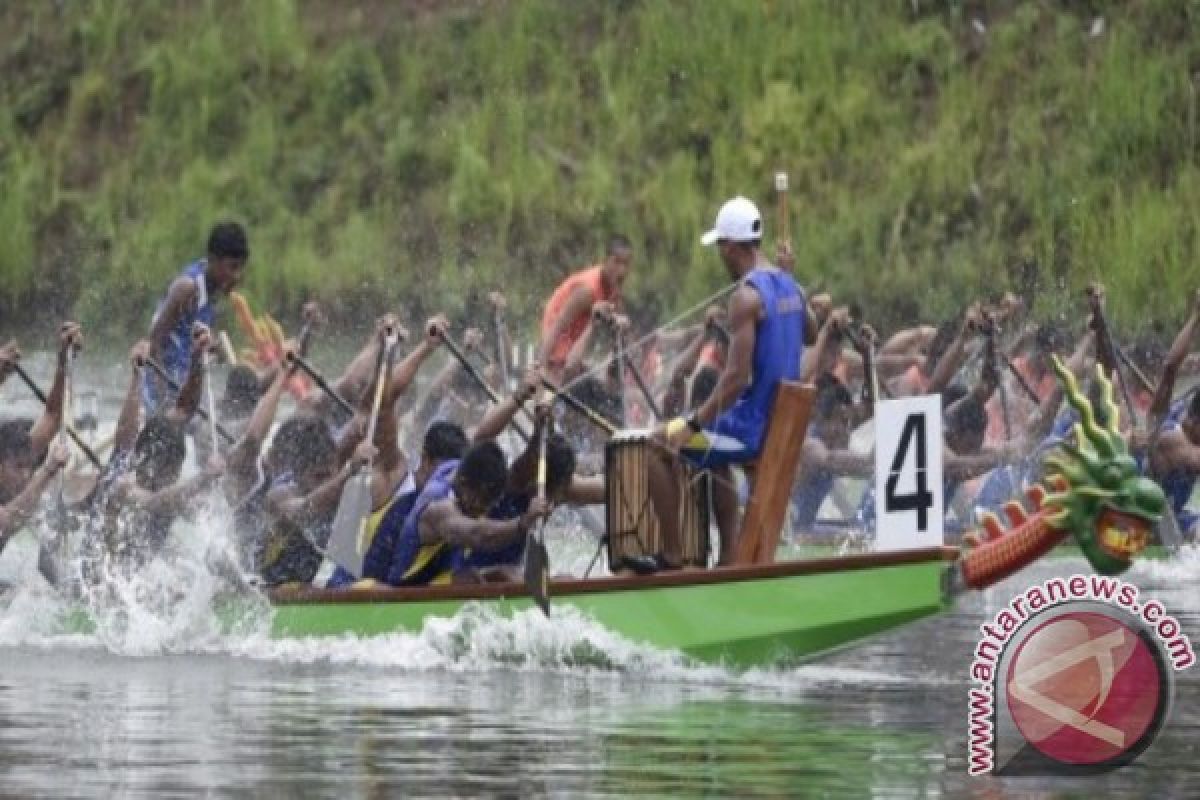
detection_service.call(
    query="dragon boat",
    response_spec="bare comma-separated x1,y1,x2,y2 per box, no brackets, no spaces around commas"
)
256,362,1165,668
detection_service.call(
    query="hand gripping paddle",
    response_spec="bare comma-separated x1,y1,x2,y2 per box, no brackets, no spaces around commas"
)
327,331,398,578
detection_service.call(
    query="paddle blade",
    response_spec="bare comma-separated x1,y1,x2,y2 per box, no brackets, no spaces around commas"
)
524,534,550,616
326,472,373,578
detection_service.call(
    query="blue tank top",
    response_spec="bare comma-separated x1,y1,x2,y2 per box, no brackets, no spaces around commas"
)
386,460,461,586
142,259,216,412
257,471,334,587
711,266,805,456
327,485,420,587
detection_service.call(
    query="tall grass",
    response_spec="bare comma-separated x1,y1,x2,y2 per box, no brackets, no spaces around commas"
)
0,0,1197,340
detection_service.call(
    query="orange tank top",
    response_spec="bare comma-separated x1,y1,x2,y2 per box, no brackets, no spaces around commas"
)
540,265,615,365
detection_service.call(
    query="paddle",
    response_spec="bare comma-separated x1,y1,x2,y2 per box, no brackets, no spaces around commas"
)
540,377,619,436
326,331,398,578
524,413,551,616
143,357,236,444
53,344,77,565
287,352,355,418
617,330,663,421
201,347,220,458
11,362,102,470
442,331,531,442
491,294,512,392
996,347,1042,405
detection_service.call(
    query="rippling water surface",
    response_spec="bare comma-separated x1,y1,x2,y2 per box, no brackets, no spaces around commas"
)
0,355,1197,798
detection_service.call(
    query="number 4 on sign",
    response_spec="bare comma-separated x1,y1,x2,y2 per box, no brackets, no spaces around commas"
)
875,395,944,551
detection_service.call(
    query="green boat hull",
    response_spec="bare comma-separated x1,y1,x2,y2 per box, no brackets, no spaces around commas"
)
268,548,956,667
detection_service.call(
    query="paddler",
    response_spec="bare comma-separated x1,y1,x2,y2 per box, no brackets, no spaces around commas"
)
143,221,248,413
539,234,632,381
87,329,225,571
383,440,548,586
651,196,806,567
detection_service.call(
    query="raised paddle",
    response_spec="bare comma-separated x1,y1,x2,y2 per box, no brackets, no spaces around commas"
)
201,348,220,458
11,362,102,470
540,377,619,436
442,330,532,442
53,345,77,565
617,330,663,421
491,295,512,392
142,357,236,444
326,331,398,578
524,412,551,616
996,347,1042,405
287,352,355,417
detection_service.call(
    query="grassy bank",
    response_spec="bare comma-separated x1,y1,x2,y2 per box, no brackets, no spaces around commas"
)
0,0,1197,341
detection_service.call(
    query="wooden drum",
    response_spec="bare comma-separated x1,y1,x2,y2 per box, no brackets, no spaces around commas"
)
604,432,710,569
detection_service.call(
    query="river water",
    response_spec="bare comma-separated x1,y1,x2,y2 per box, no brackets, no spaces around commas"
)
0,354,1197,798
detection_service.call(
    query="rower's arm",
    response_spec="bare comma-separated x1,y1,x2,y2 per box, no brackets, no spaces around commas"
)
562,315,598,381
0,457,65,537
389,338,439,404
1149,290,1200,431
418,499,526,551
134,463,223,518
539,285,594,365
800,310,847,384
805,437,874,478
472,369,537,443
268,459,359,524
227,364,291,482
113,344,151,456
1024,331,1094,443
944,446,1013,481
661,328,709,417
693,286,761,427
881,326,936,357
565,474,605,506
1152,431,1200,475
313,330,383,415
30,326,77,458
927,316,976,396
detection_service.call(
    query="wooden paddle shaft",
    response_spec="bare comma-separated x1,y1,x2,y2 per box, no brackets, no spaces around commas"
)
362,334,398,472
442,330,531,442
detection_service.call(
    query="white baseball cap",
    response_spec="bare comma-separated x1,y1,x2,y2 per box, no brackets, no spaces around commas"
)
700,196,763,246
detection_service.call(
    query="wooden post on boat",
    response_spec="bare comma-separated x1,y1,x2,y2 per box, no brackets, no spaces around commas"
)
735,381,814,565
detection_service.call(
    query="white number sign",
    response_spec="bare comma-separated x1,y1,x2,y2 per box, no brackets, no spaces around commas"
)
874,395,944,550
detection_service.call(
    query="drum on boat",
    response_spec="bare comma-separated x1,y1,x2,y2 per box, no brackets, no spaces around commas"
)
604,431,710,568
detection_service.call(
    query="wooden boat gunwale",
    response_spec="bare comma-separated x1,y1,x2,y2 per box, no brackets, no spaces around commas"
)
269,545,961,605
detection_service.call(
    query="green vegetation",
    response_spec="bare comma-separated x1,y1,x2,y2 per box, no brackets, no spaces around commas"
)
0,0,1197,339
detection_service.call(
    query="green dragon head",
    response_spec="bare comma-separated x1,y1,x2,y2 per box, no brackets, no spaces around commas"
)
1042,357,1166,575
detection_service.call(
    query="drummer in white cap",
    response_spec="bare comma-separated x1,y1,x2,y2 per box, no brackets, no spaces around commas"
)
648,196,808,567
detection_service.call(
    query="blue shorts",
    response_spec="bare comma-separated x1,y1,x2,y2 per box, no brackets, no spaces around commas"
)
680,429,757,470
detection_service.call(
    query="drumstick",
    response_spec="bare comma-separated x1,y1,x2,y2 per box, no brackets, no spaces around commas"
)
775,171,790,247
